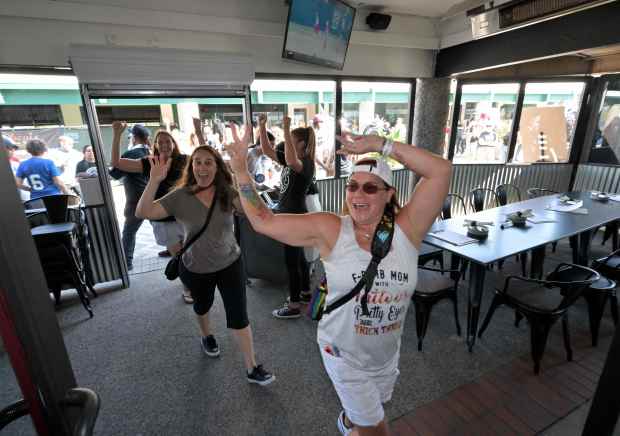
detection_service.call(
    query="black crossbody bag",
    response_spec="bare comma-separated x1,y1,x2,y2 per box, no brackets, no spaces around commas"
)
164,203,216,281
308,205,395,320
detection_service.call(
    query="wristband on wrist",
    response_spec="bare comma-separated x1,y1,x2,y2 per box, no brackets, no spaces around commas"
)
381,137,394,157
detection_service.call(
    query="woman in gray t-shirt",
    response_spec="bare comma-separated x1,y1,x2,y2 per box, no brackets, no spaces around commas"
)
135,146,274,386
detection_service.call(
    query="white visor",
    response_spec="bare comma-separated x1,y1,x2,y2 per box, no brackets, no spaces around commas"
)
351,158,393,187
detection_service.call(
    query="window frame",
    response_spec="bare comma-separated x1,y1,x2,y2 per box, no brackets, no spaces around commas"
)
446,76,592,166
254,73,417,178
582,74,620,166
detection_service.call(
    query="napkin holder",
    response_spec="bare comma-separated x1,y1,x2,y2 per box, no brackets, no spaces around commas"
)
466,221,489,240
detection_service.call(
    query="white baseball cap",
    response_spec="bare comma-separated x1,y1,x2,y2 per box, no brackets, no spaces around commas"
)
351,158,393,187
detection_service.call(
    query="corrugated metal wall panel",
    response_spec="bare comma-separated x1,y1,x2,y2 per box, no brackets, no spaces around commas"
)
573,164,620,193
84,206,121,283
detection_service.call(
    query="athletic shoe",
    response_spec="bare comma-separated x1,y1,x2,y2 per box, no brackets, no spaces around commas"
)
272,302,301,319
201,335,220,357
337,410,353,436
246,365,275,386
158,249,171,257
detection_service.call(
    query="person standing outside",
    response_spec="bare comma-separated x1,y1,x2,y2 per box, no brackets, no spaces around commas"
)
258,114,315,319
15,139,69,200
109,123,151,272
4,135,29,201
53,135,82,189
111,122,192,304
227,125,450,436
75,144,97,178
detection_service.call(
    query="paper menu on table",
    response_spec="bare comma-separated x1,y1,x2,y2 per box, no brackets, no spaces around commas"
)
427,229,478,246
546,199,584,212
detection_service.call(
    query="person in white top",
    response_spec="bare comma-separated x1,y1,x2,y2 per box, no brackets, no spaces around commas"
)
227,125,451,436
52,135,82,188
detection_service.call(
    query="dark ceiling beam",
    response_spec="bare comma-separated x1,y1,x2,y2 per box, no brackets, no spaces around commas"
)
456,55,593,80
435,1,620,77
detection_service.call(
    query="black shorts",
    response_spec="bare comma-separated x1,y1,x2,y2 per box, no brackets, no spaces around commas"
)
179,256,249,330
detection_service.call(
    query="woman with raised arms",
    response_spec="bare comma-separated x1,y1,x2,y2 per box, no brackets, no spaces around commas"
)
227,124,451,436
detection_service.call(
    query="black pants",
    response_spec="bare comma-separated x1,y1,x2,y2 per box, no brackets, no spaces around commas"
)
284,244,310,303
179,257,249,330
121,204,143,267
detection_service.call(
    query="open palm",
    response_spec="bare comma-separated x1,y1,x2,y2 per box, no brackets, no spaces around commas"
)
336,133,382,155
227,123,253,174
148,156,171,183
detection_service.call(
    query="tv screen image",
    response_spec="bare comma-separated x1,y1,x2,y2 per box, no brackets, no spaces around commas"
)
283,0,356,70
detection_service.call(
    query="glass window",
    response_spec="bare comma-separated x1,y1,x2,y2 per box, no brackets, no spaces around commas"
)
0,73,91,192
589,78,620,164
512,82,585,164
341,81,411,170
250,79,336,180
453,83,519,164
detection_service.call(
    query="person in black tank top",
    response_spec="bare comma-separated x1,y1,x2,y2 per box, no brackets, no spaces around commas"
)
257,114,316,319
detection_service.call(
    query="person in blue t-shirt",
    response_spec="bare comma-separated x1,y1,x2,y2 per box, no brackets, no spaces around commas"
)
15,139,69,200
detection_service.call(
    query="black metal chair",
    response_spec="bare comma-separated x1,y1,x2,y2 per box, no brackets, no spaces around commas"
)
413,264,464,351
24,194,81,223
495,184,522,206
421,193,469,271
442,193,467,219
589,249,620,344
478,263,600,374
527,187,559,257
24,195,97,298
33,224,94,318
495,184,527,275
0,388,100,435
468,187,500,212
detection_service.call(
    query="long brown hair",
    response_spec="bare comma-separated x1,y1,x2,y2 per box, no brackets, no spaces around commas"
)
153,130,181,160
292,127,316,162
178,145,236,212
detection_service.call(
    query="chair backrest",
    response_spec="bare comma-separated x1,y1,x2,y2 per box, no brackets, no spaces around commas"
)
527,187,558,199
495,184,522,206
545,264,600,311
24,194,80,224
468,188,500,212
441,193,467,219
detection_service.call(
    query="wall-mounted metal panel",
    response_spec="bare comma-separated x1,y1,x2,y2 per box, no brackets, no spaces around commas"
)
573,164,620,192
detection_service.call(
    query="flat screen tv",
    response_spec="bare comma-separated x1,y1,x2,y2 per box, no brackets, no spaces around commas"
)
282,0,356,70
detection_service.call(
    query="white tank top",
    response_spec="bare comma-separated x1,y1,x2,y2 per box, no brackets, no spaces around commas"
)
318,215,418,371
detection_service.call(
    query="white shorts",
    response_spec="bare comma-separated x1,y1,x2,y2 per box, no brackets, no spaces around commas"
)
151,220,184,247
320,346,399,427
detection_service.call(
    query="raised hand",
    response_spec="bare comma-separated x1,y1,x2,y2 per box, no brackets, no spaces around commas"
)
148,155,171,183
112,121,127,135
336,133,383,155
258,113,267,127
227,122,252,175
283,116,291,130
192,117,202,134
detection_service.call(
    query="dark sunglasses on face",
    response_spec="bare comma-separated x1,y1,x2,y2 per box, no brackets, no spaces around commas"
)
345,181,389,194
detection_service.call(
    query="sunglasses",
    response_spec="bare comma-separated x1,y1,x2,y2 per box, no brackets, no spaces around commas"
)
345,181,389,195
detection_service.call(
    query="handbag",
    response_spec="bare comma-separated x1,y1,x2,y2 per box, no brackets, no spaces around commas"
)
164,201,216,281
308,204,395,321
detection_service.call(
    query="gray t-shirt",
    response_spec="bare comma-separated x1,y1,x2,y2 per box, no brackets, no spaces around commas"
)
158,187,240,274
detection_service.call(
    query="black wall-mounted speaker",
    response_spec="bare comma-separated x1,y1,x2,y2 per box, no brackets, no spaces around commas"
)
366,13,392,30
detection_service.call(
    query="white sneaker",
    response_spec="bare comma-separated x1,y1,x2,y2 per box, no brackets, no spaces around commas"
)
337,410,353,435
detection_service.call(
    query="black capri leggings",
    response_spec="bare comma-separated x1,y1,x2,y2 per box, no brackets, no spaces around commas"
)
179,256,249,330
